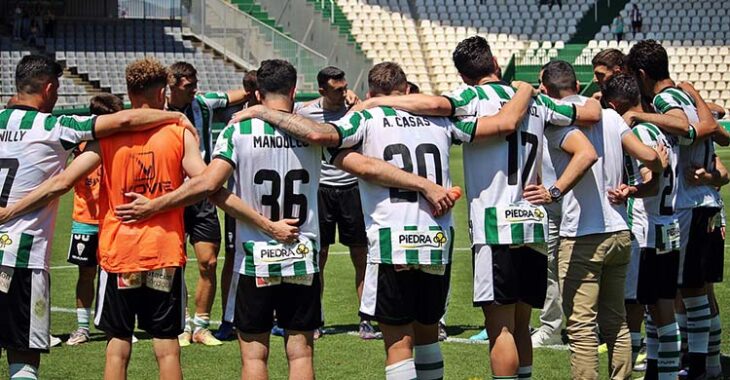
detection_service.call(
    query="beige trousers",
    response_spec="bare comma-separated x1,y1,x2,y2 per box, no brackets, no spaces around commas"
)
558,230,633,380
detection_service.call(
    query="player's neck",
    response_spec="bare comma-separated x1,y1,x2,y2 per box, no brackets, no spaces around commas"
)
652,78,675,97
475,75,501,86
167,94,189,110
262,98,293,113
320,97,343,112
11,93,47,112
627,104,643,115
558,90,579,100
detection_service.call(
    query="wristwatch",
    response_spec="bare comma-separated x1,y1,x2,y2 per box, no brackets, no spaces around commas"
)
548,185,562,202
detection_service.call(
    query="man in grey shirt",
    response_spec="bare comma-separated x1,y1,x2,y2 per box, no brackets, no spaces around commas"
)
295,66,379,340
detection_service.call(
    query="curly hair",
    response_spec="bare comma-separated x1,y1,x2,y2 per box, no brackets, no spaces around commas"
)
125,58,169,95
452,36,496,81
626,40,670,81
602,73,641,110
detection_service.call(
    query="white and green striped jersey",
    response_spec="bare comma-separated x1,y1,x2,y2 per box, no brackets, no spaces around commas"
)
625,122,680,249
653,87,721,209
0,107,96,270
213,118,321,277
331,106,473,265
168,92,229,163
444,83,576,246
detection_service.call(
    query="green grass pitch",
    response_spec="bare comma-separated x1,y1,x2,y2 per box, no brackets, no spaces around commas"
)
2,146,729,379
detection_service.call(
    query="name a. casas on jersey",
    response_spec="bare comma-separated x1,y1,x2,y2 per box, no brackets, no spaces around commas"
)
0,130,27,142
253,135,309,149
383,116,432,128
397,230,448,249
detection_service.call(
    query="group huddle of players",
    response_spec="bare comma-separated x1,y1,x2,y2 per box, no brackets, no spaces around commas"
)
0,35,726,380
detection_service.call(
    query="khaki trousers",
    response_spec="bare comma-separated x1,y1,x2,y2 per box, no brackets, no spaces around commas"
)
558,230,632,380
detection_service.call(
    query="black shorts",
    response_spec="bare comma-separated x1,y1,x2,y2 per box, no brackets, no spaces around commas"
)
224,214,236,255
678,207,720,288
472,245,547,308
184,198,221,245
706,225,724,283
359,264,451,326
94,268,186,339
67,233,99,266
0,268,50,352
234,274,322,334
637,248,679,304
318,184,367,247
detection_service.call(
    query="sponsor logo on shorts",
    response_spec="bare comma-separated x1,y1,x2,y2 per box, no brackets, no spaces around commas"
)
0,234,12,249
397,231,448,249
259,243,309,263
503,207,545,222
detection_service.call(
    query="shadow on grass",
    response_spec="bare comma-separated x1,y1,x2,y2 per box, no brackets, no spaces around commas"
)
322,323,484,337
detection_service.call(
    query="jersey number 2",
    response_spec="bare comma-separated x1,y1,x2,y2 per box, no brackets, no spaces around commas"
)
383,143,443,203
0,158,19,207
254,169,309,226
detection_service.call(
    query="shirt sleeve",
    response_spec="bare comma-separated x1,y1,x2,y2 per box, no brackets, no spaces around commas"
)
544,124,578,151
331,109,368,149
199,92,230,110
212,124,238,167
51,114,97,149
652,93,682,114
448,116,476,144
443,86,479,117
537,94,577,127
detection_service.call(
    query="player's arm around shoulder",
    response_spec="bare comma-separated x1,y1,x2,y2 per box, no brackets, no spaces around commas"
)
551,127,598,194
93,109,193,139
230,105,340,147
354,93,453,116
0,143,102,224
621,120,667,174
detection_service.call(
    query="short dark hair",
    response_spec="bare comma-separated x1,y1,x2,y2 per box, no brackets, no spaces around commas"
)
257,59,297,97
592,49,625,69
126,58,169,95
242,70,257,92
89,93,124,115
601,73,641,109
368,62,408,96
541,60,578,94
15,54,62,94
626,40,670,81
452,36,496,81
317,66,345,89
168,61,197,86
407,81,420,94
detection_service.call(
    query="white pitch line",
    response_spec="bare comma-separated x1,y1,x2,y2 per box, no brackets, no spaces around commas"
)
48,248,474,270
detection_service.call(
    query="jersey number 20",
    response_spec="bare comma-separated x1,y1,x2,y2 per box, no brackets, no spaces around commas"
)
383,143,443,203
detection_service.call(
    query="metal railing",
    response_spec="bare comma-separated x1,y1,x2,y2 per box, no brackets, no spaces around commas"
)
182,0,327,91
118,0,182,19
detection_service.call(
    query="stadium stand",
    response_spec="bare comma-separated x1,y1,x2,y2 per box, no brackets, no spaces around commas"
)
0,37,89,107
579,0,730,109
339,0,432,93
42,20,244,103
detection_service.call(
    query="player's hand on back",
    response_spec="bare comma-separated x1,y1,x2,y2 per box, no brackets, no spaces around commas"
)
421,181,456,217
655,142,669,169
685,166,712,186
607,183,632,205
265,218,300,244
0,207,11,225
511,81,539,96
349,98,377,113
522,184,551,205
230,105,266,124
114,192,155,223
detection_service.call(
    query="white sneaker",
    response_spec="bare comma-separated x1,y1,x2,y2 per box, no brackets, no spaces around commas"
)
66,328,90,346
132,334,139,344
49,335,62,347
531,329,562,347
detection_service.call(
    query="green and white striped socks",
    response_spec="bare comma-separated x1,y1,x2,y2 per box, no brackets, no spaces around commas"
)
517,365,532,379
414,343,444,380
707,314,722,377
656,322,681,379
683,295,711,377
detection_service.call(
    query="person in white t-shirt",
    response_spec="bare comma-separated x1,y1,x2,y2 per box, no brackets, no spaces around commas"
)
541,60,667,380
